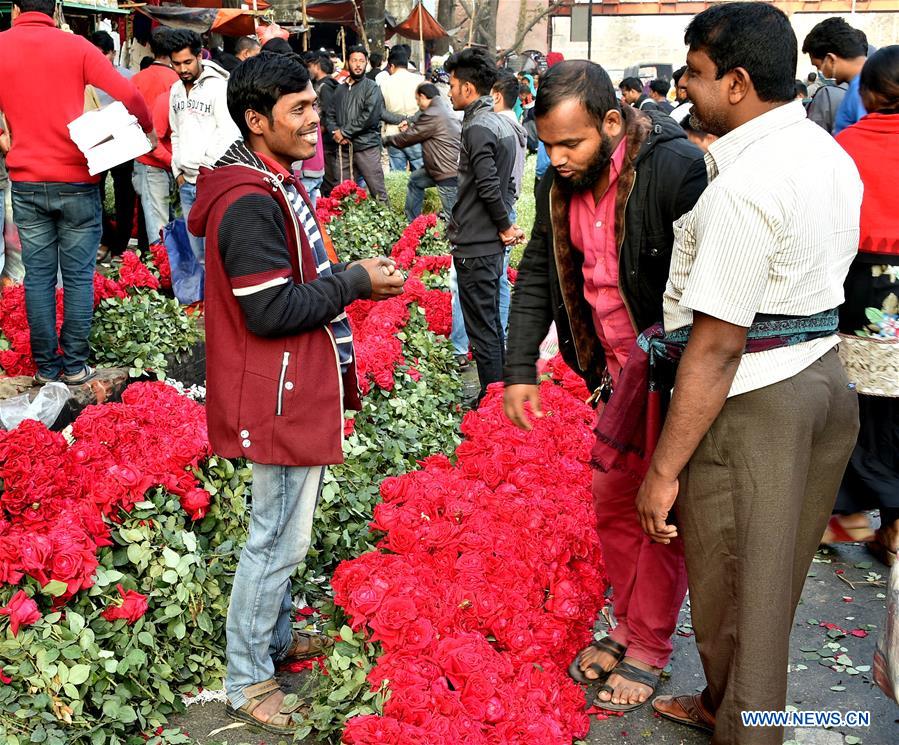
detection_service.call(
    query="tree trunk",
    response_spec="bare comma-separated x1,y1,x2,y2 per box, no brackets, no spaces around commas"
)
362,0,386,52
474,0,499,52
433,0,455,55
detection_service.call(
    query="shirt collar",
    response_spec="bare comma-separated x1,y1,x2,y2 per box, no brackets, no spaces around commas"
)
14,11,55,27
255,152,296,184
705,100,806,179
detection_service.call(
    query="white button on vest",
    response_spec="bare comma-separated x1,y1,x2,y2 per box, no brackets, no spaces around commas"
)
595,220,603,228
240,429,249,438
242,439,251,448
284,381,294,390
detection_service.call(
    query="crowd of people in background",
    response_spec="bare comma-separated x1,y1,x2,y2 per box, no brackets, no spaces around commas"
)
0,0,896,740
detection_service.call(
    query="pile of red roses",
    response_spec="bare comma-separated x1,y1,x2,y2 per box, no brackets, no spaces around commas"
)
0,383,211,619
315,181,369,225
333,371,606,744
0,251,172,378
346,215,452,394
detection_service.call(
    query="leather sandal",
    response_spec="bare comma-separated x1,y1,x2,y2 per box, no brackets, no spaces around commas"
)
652,693,715,733
567,636,627,686
225,679,303,735
593,660,660,712
280,629,333,663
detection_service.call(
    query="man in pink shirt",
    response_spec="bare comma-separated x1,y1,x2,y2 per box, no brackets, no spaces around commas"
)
504,61,706,713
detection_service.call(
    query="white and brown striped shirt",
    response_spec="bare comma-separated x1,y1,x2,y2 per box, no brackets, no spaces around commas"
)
663,101,863,396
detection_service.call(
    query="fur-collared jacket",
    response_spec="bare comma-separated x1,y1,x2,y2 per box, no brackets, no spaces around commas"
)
504,107,708,395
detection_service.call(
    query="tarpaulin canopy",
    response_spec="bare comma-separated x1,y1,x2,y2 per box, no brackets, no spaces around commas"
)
305,0,363,26
386,1,447,41
136,4,262,35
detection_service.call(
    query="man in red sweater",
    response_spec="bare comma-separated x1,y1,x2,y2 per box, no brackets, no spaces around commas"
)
0,0,152,385
131,27,179,246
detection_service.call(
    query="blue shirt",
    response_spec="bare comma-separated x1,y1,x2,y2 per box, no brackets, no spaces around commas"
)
833,74,867,135
536,141,550,180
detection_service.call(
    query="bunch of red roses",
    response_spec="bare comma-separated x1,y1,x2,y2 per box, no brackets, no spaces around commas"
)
0,252,173,378
334,372,606,744
0,383,211,607
315,181,368,225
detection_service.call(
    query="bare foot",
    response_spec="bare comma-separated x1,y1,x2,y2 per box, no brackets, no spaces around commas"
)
578,644,621,681
596,656,661,707
821,513,875,543
251,689,284,724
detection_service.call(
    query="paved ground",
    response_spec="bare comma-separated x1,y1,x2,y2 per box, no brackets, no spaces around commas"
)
171,541,895,745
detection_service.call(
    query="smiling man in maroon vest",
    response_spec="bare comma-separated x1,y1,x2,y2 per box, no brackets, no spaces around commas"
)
187,52,404,735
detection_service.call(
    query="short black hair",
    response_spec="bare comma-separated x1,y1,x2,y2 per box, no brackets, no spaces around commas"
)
227,51,311,139
346,44,368,61
388,47,409,69
13,0,54,15
685,1,796,103
89,31,116,56
444,47,498,96
535,60,620,130
261,38,292,56
619,76,643,93
369,52,384,68
794,80,808,97
236,36,261,55
309,50,334,75
802,17,867,60
491,72,520,109
672,65,687,85
807,71,818,83
149,27,172,58
139,56,154,71
416,82,439,99
649,78,670,96
860,44,899,113
168,29,203,57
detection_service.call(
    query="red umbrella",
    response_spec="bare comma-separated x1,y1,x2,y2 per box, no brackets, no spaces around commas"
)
387,1,448,41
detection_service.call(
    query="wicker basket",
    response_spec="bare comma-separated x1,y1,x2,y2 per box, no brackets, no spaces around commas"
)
838,333,899,397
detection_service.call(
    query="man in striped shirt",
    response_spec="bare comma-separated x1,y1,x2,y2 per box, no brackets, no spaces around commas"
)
187,53,404,734
639,5,862,743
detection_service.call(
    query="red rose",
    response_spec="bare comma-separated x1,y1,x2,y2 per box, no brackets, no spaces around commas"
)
179,488,211,520
0,590,41,636
101,584,148,624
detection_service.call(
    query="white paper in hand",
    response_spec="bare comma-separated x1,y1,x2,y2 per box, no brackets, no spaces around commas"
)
67,101,152,175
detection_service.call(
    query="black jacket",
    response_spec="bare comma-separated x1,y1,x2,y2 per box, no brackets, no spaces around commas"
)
505,108,707,394
316,76,340,149
327,76,402,152
385,96,461,183
447,96,520,258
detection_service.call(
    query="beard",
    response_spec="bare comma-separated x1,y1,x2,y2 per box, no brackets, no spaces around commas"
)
349,68,365,81
689,104,729,138
557,134,617,192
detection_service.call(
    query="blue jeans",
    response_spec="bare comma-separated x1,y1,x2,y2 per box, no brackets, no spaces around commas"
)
387,143,423,172
11,182,101,378
226,463,324,708
404,168,457,223
133,163,172,245
300,175,323,208
178,181,205,268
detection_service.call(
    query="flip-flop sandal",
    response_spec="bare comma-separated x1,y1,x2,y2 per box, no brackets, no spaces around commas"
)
567,636,627,686
280,629,333,663
593,661,660,713
821,515,875,545
651,693,715,733
225,678,304,735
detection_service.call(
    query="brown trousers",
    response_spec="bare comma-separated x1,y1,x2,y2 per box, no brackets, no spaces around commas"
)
678,349,858,745
335,144,389,203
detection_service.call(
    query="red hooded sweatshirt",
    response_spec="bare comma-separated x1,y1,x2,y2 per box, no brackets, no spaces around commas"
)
836,112,899,260
0,12,152,184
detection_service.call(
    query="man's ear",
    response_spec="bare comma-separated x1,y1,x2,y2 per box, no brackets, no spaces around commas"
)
244,109,267,137
601,108,624,140
727,67,753,105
